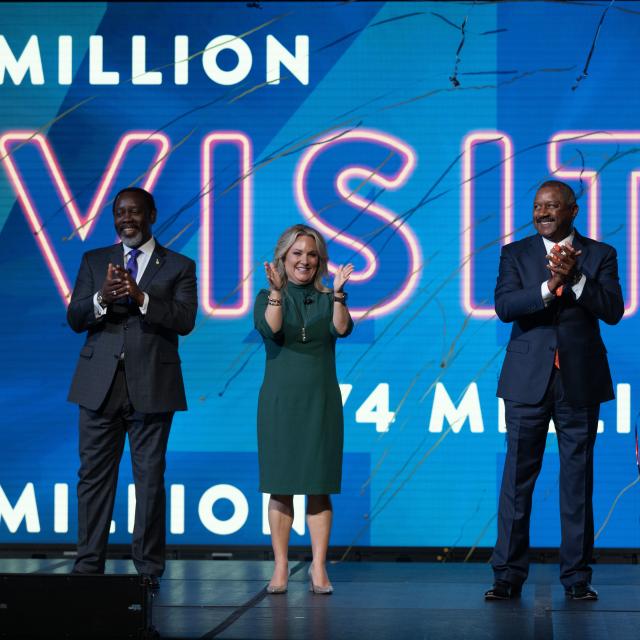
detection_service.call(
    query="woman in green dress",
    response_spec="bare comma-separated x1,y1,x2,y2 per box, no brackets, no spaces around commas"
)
254,224,353,595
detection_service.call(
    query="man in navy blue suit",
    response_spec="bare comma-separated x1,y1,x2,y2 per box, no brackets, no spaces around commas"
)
485,180,624,601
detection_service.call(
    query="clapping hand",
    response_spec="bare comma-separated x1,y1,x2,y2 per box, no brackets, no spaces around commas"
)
100,263,126,304
264,261,284,291
99,263,145,306
333,264,354,293
119,268,145,306
546,243,581,289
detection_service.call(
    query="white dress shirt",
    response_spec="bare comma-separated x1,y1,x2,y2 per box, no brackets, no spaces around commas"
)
93,237,155,317
540,230,586,305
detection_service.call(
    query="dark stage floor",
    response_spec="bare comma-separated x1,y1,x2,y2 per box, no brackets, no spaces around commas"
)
1,558,639,639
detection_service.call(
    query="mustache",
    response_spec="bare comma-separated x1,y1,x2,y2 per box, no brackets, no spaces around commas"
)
535,215,554,222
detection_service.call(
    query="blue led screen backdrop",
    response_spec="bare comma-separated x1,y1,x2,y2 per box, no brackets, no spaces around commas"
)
0,2,638,548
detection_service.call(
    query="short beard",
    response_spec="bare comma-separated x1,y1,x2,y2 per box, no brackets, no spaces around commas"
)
119,231,143,248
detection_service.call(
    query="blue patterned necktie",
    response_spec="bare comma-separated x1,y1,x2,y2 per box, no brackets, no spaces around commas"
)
125,248,142,306
126,248,141,282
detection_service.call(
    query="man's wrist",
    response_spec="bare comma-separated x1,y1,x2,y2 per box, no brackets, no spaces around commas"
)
546,279,561,295
570,270,583,286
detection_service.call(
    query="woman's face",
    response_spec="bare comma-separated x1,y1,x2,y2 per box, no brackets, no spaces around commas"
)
284,235,319,285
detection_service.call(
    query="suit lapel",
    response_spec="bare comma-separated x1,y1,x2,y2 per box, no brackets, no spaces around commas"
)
138,243,166,290
109,243,124,267
571,229,588,272
529,235,550,283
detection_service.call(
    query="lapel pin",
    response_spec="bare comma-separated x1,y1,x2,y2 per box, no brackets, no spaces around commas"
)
155,258,160,265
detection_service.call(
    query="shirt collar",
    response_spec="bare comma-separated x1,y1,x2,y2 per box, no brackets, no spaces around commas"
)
123,236,156,257
541,229,574,252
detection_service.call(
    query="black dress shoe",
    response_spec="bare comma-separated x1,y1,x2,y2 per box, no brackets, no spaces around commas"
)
141,574,160,592
565,582,598,600
484,580,522,600
70,569,101,575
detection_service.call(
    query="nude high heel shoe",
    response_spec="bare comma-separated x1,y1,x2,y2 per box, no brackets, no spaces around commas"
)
266,568,290,594
308,566,333,595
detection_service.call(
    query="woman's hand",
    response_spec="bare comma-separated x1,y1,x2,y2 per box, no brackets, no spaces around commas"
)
264,261,284,291
333,264,354,293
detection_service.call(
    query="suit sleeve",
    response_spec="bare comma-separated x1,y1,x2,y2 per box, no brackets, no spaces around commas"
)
573,245,624,325
67,253,107,333
494,245,546,323
144,258,198,336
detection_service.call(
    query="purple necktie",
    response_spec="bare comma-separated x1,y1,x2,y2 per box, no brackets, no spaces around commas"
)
125,248,141,305
126,248,141,282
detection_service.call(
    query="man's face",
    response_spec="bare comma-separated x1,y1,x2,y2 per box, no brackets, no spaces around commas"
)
532,186,578,242
113,191,156,247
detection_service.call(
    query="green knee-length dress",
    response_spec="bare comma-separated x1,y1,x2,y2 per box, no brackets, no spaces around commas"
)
254,282,353,495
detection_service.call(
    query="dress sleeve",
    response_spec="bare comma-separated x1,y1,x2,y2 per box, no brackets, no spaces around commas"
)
328,292,354,338
254,289,283,339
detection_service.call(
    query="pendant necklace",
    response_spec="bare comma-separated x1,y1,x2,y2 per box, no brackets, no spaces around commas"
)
298,293,310,343
286,287,312,343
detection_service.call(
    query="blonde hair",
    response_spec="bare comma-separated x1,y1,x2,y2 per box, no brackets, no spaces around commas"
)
273,224,331,292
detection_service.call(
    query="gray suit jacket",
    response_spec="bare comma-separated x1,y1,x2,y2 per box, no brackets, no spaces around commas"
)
67,242,197,413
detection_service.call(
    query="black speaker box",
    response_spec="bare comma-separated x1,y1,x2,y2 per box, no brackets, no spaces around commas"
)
0,573,156,639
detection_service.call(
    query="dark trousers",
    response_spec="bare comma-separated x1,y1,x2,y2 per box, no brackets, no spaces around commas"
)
491,369,599,587
74,362,173,576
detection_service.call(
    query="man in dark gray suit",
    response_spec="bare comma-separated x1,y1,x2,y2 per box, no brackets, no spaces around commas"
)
67,187,197,587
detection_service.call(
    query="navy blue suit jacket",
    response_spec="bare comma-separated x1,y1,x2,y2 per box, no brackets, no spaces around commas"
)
495,230,623,408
